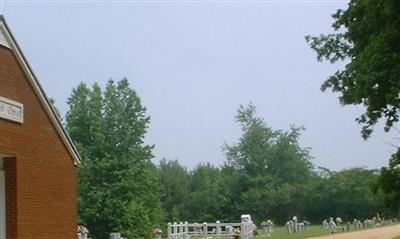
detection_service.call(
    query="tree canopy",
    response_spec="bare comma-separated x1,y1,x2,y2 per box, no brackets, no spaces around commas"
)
66,79,163,239
224,104,315,223
62,78,388,235
158,105,385,224
158,159,189,222
306,0,400,139
373,152,400,216
307,0,400,217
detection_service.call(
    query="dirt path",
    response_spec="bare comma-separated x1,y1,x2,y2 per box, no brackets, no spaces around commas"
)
309,225,400,239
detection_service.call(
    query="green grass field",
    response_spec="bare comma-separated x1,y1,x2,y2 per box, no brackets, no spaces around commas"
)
180,223,400,239
255,224,400,239
255,225,335,239
180,226,330,239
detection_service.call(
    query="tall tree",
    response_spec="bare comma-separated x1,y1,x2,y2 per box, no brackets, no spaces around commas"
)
307,0,400,216
66,83,104,159
66,79,163,239
224,104,314,223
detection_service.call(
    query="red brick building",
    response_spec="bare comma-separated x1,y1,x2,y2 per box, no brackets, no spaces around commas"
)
0,16,80,239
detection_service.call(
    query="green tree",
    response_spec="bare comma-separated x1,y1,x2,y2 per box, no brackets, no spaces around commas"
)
66,83,104,159
224,104,314,223
48,98,63,122
307,168,384,221
185,163,226,222
217,165,245,222
373,153,400,217
66,79,163,239
307,0,400,216
306,0,400,139
158,159,190,222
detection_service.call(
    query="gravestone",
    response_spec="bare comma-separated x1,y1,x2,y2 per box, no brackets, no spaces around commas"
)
110,233,121,239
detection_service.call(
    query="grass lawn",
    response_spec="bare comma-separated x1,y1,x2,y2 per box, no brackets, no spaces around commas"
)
185,223,400,239
255,224,400,239
184,226,331,239
255,225,335,239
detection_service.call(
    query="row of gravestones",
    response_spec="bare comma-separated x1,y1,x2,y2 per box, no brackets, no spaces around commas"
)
260,220,274,235
76,217,399,238
284,216,311,234
322,217,398,234
322,217,352,233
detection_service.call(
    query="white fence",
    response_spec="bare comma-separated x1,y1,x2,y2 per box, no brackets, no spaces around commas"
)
167,221,253,239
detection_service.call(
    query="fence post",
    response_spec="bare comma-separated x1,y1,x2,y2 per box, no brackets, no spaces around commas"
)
184,221,189,238
250,221,253,238
227,226,232,239
216,221,221,236
168,223,172,239
241,222,245,239
179,222,184,239
173,222,178,238
203,222,208,238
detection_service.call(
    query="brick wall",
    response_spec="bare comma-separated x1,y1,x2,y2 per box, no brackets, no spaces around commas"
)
4,158,16,239
0,45,78,239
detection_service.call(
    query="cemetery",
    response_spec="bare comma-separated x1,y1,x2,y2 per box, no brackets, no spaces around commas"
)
75,213,399,239
163,214,398,239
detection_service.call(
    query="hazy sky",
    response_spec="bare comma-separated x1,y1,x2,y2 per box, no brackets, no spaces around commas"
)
1,0,396,170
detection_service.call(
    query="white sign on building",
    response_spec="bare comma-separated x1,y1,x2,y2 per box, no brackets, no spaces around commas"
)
0,96,24,123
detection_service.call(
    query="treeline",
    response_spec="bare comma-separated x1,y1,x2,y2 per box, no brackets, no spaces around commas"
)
158,105,385,224
159,160,385,225
159,160,384,225
62,79,389,239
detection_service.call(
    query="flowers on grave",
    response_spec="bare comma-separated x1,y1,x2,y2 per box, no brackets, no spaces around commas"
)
233,227,241,239
153,228,162,236
77,225,89,234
